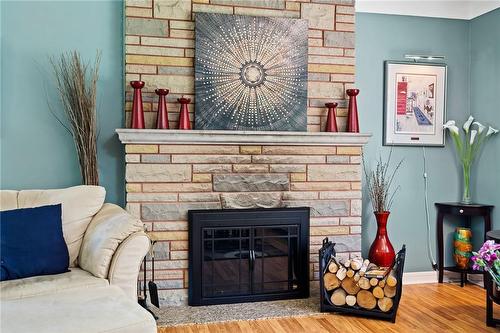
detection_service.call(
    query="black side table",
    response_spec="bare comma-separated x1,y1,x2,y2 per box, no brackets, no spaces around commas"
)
486,230,500,327
435,202,494,287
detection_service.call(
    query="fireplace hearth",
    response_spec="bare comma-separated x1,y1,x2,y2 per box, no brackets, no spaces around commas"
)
188,207,310,306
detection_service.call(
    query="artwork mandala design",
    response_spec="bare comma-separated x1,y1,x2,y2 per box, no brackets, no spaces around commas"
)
195,13,308,131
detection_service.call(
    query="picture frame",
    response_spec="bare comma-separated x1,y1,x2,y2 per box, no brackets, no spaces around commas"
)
383,61,447,146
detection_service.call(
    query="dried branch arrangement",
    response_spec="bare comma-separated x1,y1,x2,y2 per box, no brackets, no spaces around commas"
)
50,51,101,185
363,150,403,212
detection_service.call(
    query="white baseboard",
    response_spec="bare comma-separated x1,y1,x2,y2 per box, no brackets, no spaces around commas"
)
403,270,484,286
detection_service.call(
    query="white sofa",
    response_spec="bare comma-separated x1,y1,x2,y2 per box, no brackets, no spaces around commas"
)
0,186,157,333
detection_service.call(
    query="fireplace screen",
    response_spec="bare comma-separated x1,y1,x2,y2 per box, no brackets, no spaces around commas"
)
189,208,309,305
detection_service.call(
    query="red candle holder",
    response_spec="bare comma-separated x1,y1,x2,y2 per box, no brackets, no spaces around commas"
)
346,89,360,133
177,97,191,130
325,102,338,132
130,81,145,129
155,89,170,129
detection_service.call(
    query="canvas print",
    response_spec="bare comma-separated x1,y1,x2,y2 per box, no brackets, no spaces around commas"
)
384,62,447,146
194,13,308,131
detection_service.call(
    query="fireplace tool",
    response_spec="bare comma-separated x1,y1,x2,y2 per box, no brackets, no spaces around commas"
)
138,239,159,319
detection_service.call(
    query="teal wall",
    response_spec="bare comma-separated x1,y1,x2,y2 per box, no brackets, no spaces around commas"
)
470,9,500,232
0,1,124,204
357,13,472,272
1,3,498,271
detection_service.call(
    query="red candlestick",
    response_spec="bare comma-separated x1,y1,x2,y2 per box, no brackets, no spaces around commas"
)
178,97,191,130
325,102,338,132
346,89,360,133
369,211,395,267
130,81,145,129
155,89,170,129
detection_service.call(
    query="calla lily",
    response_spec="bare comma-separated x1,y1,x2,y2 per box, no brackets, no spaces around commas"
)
463,116,474,133
443,121,460,136
470,130,477,145
486,126,499,137
443,120,456,128
473,121,486,134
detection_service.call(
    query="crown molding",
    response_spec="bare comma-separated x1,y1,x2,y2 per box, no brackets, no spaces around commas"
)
355,1,500,20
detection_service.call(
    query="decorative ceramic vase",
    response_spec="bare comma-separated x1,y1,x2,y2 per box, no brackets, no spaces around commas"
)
178,96,191,130
155,89,170,129
454,227,472,269
325,102,338,132
130,81,145,129
346,89,360,133
462,162,472,204
369,211,395,267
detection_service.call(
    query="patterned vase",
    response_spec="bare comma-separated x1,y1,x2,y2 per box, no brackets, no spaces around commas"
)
454,227,472,269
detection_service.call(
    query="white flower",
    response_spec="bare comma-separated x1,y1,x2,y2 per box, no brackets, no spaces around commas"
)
486,126,499,137
473,121,486,134
470,130,477,145
443,120,456,128
463,116,474,133
447,125,460,136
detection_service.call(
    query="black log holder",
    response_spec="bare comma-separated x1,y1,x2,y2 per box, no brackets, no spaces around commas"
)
139,243,159,319
319,238,406,323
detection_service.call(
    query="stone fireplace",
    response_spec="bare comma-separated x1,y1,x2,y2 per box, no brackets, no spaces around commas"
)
117,129,369,304
122,0,361,305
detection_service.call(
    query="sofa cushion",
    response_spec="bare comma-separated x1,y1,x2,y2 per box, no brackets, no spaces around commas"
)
0,268,108,300
17,185,106,267
1,285,157,333
0,191,18,211
1,204,69,281
79,203,144,279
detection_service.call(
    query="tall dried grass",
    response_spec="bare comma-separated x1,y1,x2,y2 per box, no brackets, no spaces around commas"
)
363,149,403,213
50,51,100,185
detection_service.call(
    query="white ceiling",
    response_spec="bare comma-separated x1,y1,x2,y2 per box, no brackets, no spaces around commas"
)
355,0,500,20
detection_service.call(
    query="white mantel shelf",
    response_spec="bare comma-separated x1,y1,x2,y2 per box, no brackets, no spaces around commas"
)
116,129,371,146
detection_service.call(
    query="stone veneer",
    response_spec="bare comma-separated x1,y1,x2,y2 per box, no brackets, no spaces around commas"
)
125,0,356,131
118,129,369,305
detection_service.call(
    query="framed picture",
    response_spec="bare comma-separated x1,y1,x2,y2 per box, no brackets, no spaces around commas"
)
383,61,447,146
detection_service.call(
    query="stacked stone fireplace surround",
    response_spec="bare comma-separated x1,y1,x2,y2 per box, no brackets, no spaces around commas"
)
123,0,362,305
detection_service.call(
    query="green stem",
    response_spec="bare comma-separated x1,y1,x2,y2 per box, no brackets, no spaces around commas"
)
462,163,472,204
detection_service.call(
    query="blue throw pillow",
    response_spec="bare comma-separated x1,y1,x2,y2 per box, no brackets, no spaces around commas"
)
1,204,69,281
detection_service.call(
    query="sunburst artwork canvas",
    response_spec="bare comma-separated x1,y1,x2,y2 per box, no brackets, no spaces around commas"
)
194,13,308,131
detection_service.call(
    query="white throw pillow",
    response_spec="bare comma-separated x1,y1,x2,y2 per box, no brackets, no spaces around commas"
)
17,185,106,267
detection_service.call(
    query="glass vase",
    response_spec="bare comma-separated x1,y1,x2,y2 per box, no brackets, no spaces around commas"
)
462,162,472,204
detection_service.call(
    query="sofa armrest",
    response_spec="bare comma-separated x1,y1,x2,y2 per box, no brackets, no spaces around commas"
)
108,232,150,300
79,203,144,279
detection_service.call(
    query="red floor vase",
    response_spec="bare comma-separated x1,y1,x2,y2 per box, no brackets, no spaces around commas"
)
346,88,360,133
178,96,191,130
130,81,145,129
325,102,338,132
155,89,170,129
369,211,395,267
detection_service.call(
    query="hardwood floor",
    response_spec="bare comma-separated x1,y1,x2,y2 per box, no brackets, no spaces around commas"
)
158,283,499,333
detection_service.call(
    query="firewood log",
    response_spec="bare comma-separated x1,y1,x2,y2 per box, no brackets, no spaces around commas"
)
384,285,397,298
377,297,394,312
386,269,398,287
353,272,361,282
359,259,370,276
346,269,355,278
346,295,357,307
356,290,377,310
331,288,347,306
358,277,371,290
378,279,386,288
341,277,361,295
369,278,379,287
324,272,341,291
343,259,351,269
372,286,384,299
350,258,363,271
328,261,339,274
336,267,347,280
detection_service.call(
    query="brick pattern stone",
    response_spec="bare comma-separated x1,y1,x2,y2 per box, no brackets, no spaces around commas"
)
125,0,355,132
124,143,363,305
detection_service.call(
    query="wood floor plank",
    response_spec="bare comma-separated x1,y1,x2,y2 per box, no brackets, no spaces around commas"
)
157,284,499,333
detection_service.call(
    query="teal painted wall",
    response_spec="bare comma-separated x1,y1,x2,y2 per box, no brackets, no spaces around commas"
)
470,9,500,239
356,13,472,271
1,3,498,271
0,1,124,204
